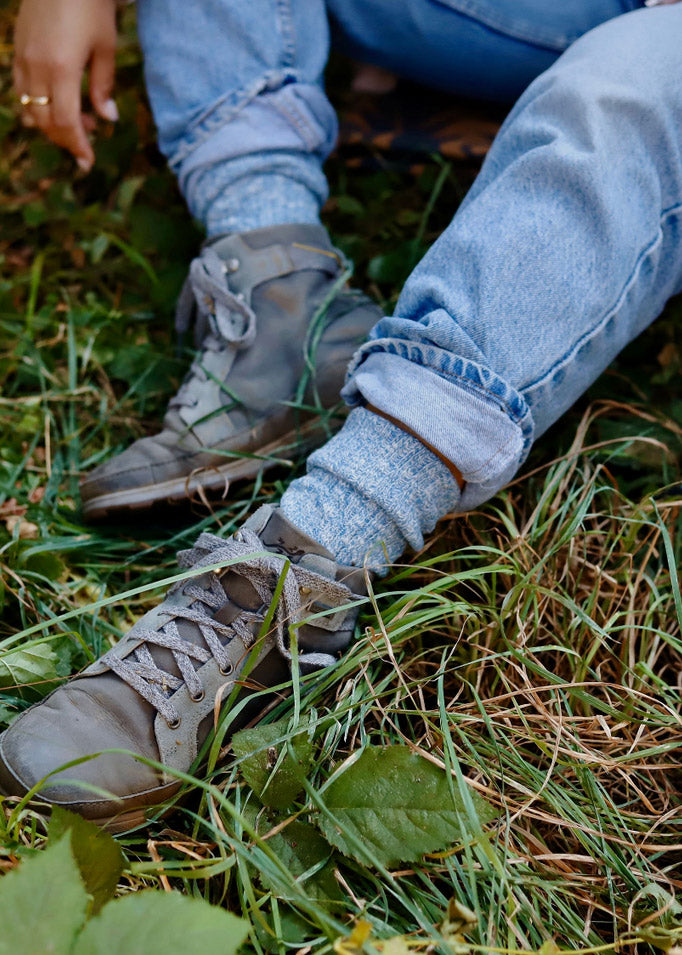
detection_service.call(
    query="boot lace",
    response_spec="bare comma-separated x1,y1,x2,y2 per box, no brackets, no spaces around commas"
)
101,528,353,726
171,247,257,412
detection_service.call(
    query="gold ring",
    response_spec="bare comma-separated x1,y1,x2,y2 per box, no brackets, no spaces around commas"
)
20,93,51,107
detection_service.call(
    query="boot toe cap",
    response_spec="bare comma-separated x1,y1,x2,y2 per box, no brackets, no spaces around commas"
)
79,436,193,502
0,684,164,813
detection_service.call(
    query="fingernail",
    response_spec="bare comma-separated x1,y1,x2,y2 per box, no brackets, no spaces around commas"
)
22,115,36,128
101,98,119,122
76,157,92,172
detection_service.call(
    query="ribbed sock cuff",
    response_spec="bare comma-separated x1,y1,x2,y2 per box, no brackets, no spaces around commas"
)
280,407,461,572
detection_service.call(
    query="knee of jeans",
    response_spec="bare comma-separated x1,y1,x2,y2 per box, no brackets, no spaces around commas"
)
537,6,682,116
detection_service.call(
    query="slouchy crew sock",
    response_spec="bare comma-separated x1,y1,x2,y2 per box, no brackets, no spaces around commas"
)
203,171,322,236
280,407,461,572
183,155,326,237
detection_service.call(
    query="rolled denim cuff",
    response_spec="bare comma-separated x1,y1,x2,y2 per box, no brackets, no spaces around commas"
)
341,340,535,511
168,76,337,178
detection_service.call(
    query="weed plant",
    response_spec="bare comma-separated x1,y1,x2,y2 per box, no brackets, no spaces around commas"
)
1,7,681,954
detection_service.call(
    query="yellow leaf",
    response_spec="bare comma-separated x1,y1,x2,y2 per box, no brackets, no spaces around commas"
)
334,920,373,955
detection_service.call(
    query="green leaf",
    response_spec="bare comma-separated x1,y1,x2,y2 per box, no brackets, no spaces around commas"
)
49,807,124,915
261,820,342,901
0,703,17,726
317,746,499,867
72,891,249,955
0,835,88,955
233,717,314,809
0,642,59,689
367,239,425,285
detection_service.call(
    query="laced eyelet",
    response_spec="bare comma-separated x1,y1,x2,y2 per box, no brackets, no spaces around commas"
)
219,662,234,677
190,689,205,703
166,716,181,730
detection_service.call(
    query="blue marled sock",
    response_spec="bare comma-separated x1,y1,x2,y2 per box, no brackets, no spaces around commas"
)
204,172,321,236
183,154,325,237
280,407,461,572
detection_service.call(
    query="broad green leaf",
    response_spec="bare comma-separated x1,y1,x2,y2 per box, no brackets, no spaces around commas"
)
261,820,342,901
72,891,249,955
49,807,124,914
0,643,59,689
0,703,17,726
233,718,314,809
0,835,88,955
317,746,498,867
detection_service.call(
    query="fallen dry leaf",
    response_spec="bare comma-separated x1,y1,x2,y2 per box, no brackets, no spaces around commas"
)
0,498,27,518
5,516,39,539
28,486,45,504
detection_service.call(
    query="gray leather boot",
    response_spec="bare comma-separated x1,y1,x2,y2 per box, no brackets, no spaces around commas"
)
80,224,382,519
0,505,366,832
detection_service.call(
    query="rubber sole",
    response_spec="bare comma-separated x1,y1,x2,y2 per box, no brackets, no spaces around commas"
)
81,419,327,521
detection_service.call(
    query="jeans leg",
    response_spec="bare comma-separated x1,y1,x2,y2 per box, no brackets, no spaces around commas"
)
343,6,682,510
136,0,336,234
327,0,642,101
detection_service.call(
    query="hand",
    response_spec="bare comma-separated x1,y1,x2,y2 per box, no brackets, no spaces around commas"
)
14,0,118,172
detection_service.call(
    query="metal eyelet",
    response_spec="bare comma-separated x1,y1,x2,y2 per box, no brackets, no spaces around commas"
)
190,689,205,703
235,292,246,303
166,716,181,730
300,586,312,596
219,662,234,677
226,257,240,273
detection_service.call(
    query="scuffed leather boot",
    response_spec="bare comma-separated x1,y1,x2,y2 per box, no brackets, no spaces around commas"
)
80,224,381,519
0,506,367,832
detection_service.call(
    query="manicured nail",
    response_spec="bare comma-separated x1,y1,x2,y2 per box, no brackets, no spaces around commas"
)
76,157,92,172
100,98,119,122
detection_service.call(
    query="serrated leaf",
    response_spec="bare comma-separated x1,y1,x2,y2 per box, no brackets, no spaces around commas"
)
0,643,59,689
0,835,88,955
318,746,498,867
49,807,124,914
71,891,249,955
233,717,314,809
262,820,342,901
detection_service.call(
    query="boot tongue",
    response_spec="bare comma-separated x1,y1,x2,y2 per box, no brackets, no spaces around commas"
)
252,506,336,564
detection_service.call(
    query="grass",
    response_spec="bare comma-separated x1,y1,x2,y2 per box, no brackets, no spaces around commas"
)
1,5,682,954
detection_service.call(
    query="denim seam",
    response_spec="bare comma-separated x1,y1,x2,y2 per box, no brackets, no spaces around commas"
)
521,201,682,400
347,341,529,425
275,0,296,69
169,70,299,170
270,96,324,152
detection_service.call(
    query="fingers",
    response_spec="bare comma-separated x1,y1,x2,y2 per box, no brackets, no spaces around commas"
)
15,65,95,171
50,74,95,169
13,59,35,126
90,44,118,122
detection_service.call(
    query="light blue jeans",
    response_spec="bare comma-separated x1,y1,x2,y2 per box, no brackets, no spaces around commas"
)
136,0,682,511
